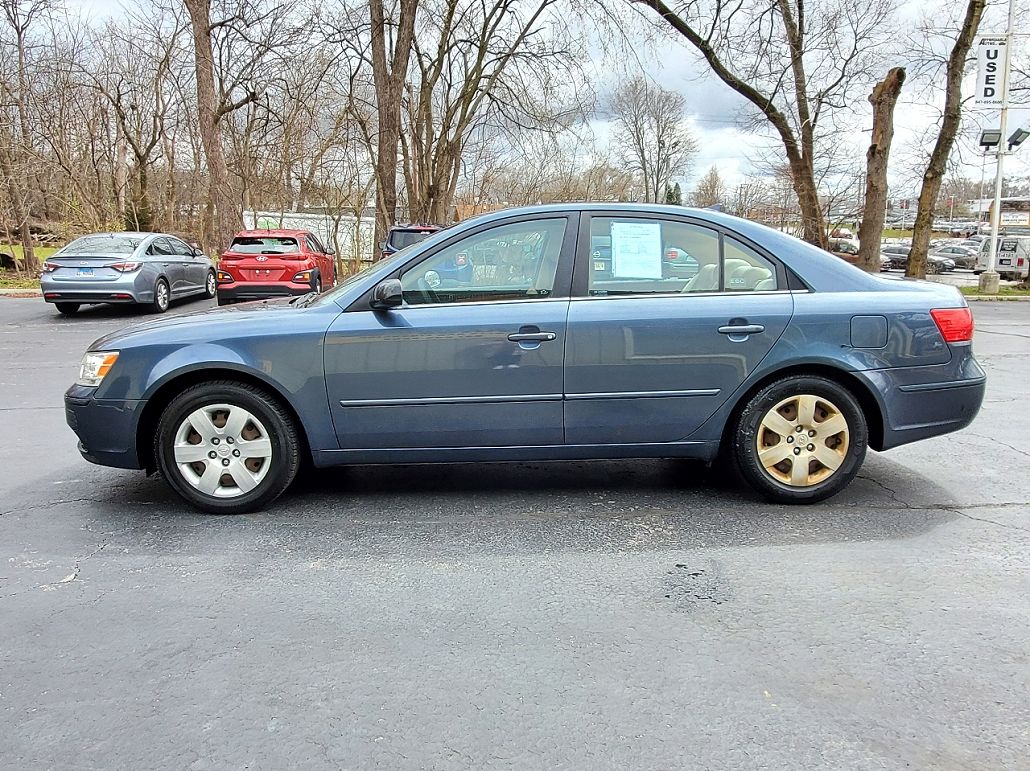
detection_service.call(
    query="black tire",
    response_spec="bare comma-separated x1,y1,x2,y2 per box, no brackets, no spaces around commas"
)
312,273,322,294
150,278,170,313
55,302,80,315
204,270,217,298
154,381,301,514
732,375,867,504
217,296,233,306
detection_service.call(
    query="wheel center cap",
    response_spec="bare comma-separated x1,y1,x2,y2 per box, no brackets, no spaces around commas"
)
216,444,231,458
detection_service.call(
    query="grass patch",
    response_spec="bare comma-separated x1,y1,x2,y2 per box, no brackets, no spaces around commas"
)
0,244,60,264
960,285,1030,297
0,272,41,289
882,229,953,239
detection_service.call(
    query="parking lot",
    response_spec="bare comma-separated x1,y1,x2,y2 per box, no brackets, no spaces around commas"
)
2,296,1028,767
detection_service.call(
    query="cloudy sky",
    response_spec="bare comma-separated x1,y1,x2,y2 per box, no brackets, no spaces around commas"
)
68,0,1030,197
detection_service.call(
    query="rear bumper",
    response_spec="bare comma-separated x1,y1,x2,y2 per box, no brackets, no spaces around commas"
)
64,385,145,469
217,282,311,302
863,346,986,451
41,275,148,304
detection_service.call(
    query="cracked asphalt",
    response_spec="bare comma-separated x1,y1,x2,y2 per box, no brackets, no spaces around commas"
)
1,297,1028,769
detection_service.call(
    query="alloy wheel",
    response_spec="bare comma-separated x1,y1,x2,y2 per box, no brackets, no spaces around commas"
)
755,394,850,487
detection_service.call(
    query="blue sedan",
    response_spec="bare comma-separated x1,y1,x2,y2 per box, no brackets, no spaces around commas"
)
64,204,985,513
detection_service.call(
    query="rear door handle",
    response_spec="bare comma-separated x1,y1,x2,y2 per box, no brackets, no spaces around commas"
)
508,332,557,342
718,324,765,335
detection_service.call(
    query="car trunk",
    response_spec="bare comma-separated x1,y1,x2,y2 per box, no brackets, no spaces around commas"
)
47,255,128,282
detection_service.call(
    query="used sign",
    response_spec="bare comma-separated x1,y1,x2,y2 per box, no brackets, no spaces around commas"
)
974,36,1007,107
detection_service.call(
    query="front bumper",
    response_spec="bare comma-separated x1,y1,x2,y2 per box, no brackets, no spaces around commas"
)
217,282,311,302
65,385,145,469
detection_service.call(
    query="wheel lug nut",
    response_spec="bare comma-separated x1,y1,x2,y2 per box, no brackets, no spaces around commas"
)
227,437,234,444
807,444,815,451
809,430,816,437
793,447,801,455
796,426,803,433
787,436,794,443
222,458,230,467
232,449,240,457
208,451,217,459
212,438,220,445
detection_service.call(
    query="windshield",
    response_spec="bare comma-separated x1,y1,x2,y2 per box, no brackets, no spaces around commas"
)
312,232,452,308
389,230,435,250
229,236,300,254
61,235,142,255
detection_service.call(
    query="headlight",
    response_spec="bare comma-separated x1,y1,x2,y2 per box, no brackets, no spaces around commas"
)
77,351,119,387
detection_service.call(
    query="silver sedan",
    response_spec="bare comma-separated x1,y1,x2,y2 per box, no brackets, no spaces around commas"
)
41,232,216,315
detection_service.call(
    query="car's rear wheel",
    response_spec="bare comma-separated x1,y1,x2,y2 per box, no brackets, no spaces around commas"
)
150,278,170,313
733,376,867,504
55,302,80,315
204,271,216,298
154,381,301,514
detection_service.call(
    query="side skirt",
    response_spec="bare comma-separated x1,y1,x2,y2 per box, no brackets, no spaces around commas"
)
311,441,719,468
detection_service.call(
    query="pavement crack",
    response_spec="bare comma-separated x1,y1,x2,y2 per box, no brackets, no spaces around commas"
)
961,432,1030,460
943,506,1030,534
857,475,913,509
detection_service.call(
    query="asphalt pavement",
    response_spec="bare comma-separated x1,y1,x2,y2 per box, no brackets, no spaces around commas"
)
1,296,1028,769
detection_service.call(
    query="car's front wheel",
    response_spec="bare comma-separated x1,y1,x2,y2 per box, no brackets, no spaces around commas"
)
154,381,301,514
733,376,867,504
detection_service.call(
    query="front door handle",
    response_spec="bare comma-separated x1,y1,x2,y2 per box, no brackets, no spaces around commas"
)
718,324,765,335
508,331,557,342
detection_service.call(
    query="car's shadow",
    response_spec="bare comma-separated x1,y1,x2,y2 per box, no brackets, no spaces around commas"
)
51,454,963,555
50,296,215,321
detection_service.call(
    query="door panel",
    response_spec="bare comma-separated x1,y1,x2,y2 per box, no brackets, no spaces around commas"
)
324,301,569,449
564,293,794,444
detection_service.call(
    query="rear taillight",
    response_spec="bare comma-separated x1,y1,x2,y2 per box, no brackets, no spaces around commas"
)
42,261,58,272
108,261,143,272
665,250,677,262
291,270,312,283
216,271,234,284
930,307,974,343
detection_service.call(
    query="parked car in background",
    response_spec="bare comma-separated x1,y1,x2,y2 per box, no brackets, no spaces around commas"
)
880,245,955,273
381,224,443,260
216,229,336,305
930,245,978,269
65,203,984,514
41,232,215,315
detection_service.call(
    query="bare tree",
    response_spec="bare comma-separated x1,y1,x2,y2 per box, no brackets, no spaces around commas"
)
857,67,905,272
631,0,895,248
691,165,725,208
906,0,986,279
369,0,418,249
610,76,696,203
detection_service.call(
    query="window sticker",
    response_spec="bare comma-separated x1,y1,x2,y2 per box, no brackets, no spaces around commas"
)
610,221,663,279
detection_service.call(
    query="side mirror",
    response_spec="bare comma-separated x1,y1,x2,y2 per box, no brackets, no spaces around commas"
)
192,247,205,257
326,246,336,256
370,278,403,309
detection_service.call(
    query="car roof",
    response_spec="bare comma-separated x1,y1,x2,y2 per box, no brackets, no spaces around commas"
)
233,229,308,237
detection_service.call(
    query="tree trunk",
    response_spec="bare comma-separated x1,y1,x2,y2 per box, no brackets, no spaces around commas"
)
184,0,242,253
369,0,418,254
858,68,906,272
908,0,986,279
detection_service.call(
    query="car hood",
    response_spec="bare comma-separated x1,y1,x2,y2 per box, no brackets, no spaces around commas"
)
87,296,326,351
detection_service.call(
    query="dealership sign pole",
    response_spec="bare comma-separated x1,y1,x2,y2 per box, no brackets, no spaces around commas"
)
975,7,1013,293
